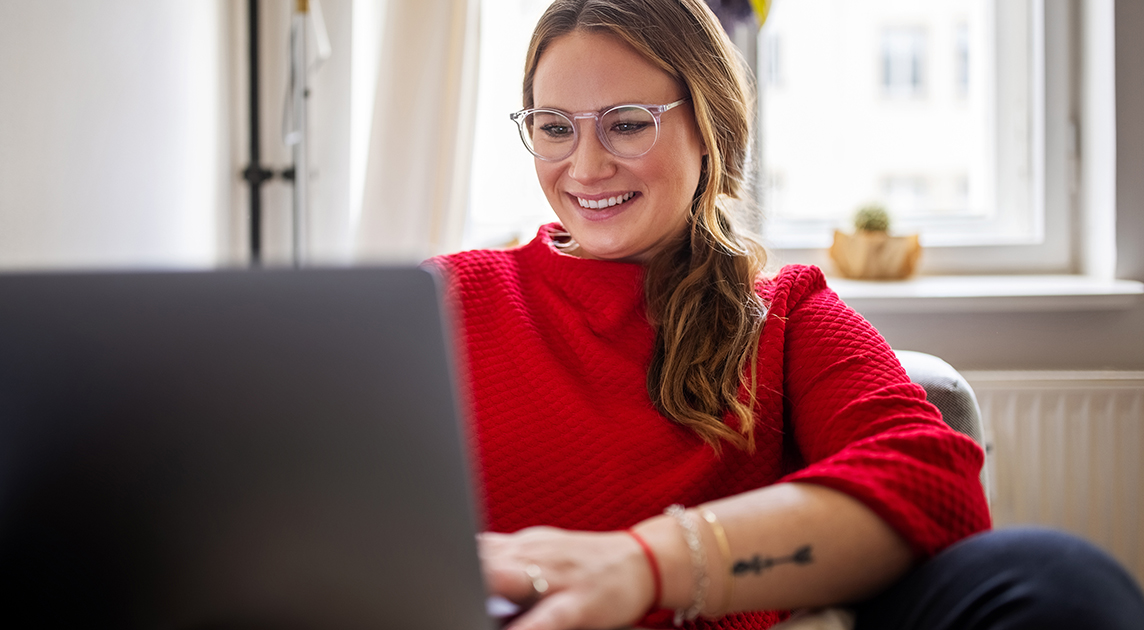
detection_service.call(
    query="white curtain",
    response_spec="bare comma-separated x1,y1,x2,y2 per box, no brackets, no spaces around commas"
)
354,0,480,262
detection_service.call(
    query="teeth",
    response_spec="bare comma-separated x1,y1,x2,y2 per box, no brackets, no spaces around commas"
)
577,192,634,209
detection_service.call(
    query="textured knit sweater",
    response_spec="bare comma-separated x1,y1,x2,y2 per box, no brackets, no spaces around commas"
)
434,224,991,630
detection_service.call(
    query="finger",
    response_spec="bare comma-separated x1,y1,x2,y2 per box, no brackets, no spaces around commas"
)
484,566,537,603
478,533,524,598
506,591,584,630
477,531,511,557
483,558,554,604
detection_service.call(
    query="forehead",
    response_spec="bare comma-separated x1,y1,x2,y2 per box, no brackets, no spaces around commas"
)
532,30,681,111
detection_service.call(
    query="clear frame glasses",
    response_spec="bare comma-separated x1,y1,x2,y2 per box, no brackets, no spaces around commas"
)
509,98,689,161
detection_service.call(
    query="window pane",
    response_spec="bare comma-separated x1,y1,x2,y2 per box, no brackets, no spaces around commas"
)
464,0,555,250
881,27,927,97
760,0,1038,248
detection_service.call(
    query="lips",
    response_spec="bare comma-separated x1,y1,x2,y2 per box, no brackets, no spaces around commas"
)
575,191,636,209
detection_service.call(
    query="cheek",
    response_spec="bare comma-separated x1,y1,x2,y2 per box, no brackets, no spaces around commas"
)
653,129,704,186
644,150,702,200
534,161,562,191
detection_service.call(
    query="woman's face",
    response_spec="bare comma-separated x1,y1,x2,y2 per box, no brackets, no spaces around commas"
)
531,31,705,262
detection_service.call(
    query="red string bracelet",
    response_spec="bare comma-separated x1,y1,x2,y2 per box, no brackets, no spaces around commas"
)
626,529,663,616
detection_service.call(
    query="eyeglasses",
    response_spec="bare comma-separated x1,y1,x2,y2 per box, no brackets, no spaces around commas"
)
509,98,689,161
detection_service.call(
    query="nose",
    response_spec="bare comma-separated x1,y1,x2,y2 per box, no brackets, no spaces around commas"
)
566,119,616,183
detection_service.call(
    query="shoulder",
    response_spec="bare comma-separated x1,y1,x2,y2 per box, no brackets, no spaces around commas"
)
760,264,828,291
425,224,563,288
426,247,522,283
757,264,884,356
757,264,835,315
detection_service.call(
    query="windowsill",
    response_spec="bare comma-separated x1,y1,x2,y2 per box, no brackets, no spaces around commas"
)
826,274,1144,313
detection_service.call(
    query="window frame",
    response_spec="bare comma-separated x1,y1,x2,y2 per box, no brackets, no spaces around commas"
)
757,0,1081,276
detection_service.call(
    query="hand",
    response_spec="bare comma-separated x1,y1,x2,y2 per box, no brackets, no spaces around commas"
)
479,526,656,630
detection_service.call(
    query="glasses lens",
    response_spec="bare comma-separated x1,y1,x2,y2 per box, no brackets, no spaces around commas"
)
521,110,576,160
601,106,658,158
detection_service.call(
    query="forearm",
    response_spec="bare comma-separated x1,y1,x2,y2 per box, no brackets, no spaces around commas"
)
631,482,916,615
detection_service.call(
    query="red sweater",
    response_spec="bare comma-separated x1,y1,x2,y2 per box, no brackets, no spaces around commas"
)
435,225,990,629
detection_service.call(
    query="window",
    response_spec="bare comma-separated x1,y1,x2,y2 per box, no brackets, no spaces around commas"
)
883,176,929,216
464,0,555,249
759,0,1078,274
881,27,927,98
955,23,970,96
762,32,783,87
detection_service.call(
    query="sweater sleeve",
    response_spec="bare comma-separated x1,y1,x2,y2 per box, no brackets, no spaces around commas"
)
771,267,991,557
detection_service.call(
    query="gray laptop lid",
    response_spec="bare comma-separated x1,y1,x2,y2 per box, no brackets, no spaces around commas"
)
0,267,492,630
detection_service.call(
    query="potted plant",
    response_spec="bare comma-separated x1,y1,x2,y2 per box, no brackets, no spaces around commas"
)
829,205,921,280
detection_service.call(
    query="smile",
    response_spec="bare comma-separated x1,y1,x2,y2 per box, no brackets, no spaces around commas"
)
576,192,636,209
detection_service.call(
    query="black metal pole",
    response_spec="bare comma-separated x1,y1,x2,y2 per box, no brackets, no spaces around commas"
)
241,0,271,266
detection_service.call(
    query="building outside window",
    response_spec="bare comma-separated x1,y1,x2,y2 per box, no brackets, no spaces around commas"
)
758,0,1077,275
883,176,929,216
763,31,783,87
956,23,970,96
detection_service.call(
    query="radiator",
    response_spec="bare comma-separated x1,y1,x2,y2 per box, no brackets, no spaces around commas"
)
963,371,1144,584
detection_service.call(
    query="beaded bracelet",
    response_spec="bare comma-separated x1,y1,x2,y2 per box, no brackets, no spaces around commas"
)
665,504,708,625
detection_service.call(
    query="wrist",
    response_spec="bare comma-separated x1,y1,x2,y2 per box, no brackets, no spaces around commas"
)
625,529,662,615
633,505,734,620
631,513,694,610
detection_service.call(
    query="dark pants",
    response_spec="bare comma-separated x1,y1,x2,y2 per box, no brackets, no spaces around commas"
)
855,528,1144,630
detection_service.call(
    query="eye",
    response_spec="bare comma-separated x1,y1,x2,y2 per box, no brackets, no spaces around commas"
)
602,107,655,137
539,122,575,139
609,119,652,135
529,111,575,143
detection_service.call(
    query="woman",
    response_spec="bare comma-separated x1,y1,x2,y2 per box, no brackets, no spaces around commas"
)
433,1,1144,629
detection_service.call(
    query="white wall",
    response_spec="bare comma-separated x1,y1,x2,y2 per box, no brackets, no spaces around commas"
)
0,0,230,269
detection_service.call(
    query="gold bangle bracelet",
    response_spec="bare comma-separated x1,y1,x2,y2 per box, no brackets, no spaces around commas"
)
699,507,733,614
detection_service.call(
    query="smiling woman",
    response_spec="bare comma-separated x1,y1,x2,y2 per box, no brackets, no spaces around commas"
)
431,1,1144,629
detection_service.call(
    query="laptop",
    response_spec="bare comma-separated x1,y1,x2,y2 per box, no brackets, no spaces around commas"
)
0,266,495,629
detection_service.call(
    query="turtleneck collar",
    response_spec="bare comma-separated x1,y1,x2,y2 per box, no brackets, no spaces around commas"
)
517,223,648,336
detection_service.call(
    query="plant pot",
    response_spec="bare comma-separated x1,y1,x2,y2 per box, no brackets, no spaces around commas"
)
830,230,921,280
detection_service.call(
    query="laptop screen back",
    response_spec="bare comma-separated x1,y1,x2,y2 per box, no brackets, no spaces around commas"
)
0,267,491,630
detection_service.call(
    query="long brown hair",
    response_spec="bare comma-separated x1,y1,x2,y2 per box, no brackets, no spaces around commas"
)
524,0,769,451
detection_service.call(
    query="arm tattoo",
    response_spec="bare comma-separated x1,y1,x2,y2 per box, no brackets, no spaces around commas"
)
731,545,814,576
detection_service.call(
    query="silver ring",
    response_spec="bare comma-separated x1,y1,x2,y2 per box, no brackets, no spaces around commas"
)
525,564,549,597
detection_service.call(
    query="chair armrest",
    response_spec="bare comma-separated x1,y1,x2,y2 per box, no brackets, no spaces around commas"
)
894,350,983,444
893,349,989,497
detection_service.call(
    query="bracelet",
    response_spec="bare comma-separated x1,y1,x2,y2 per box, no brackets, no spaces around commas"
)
665,504,708,626
699,507,733,614
625,529,663,615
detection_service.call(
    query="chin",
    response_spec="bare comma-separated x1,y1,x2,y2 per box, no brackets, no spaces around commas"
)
575,239,650,262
